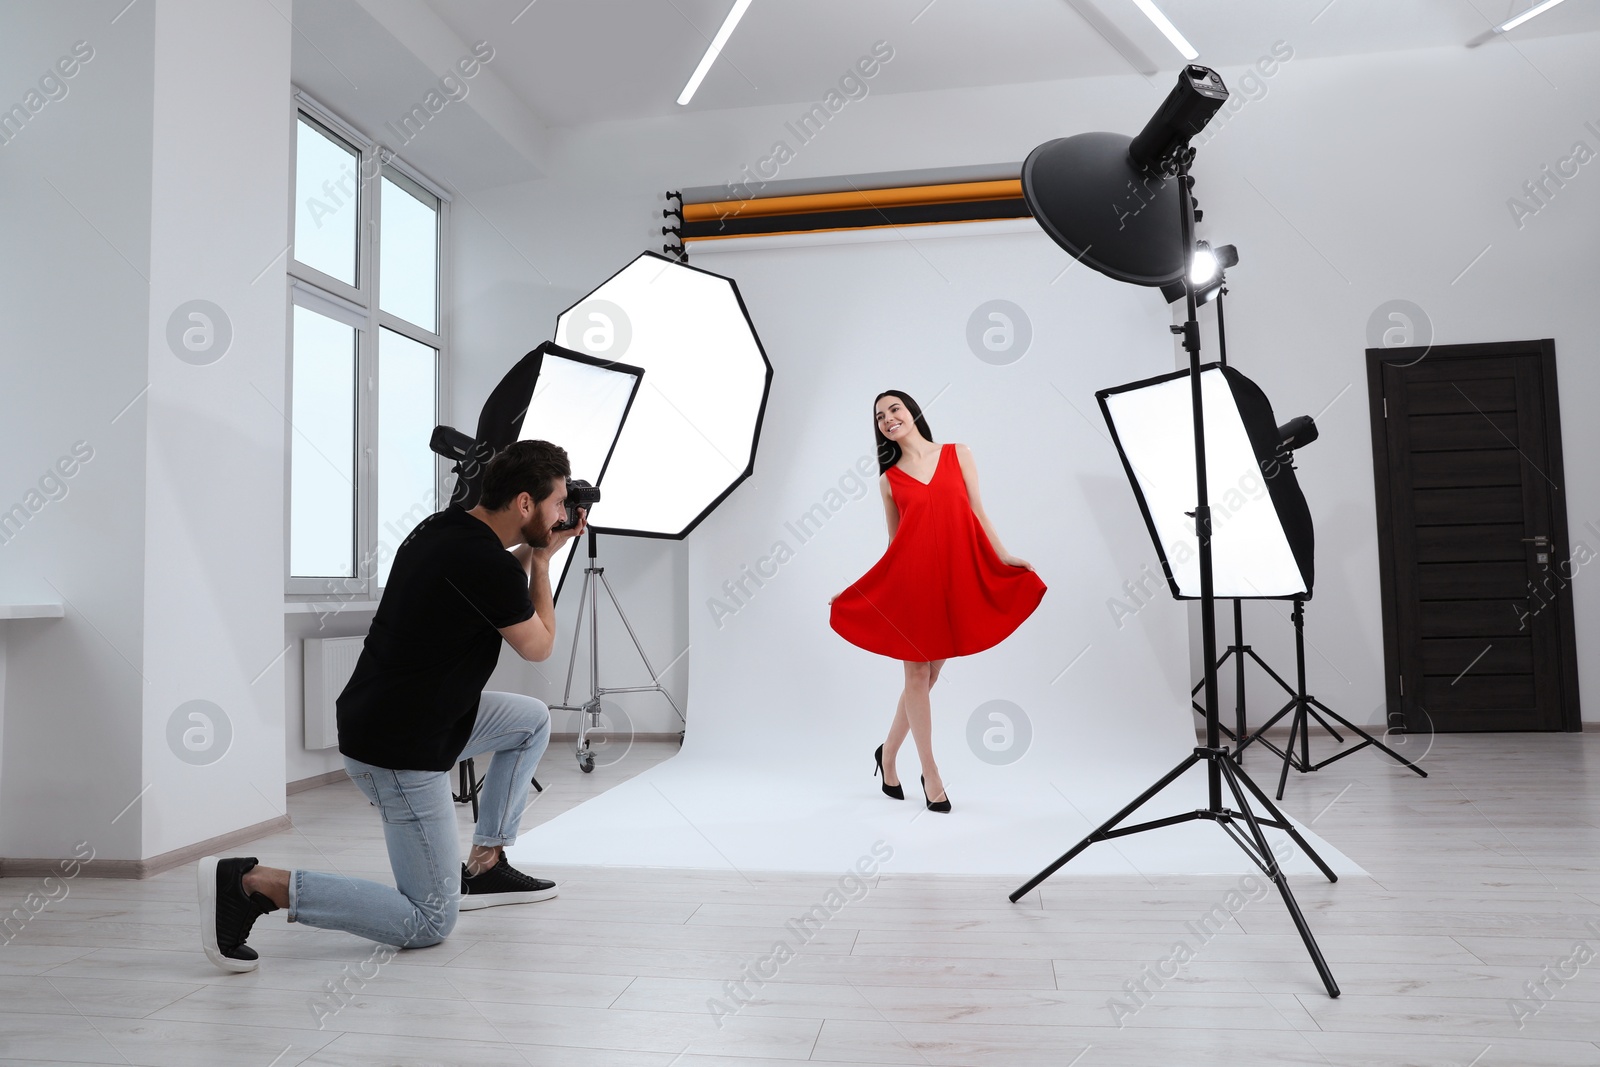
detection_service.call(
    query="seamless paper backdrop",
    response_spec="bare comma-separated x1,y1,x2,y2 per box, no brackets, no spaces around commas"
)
511,223,1361,877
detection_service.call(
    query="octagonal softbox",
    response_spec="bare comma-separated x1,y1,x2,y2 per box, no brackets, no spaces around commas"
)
553,251,772,539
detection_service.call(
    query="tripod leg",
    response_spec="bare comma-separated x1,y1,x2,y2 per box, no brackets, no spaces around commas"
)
1010,753,1202,902
1217,758,1339,997
1239,696,1294,756
1307,698,1428,778
1233,599,1246,767
558,570,593,706
1246,648,1298,701
597,572,687,724
1229,761,1340,884
1276,700,1300,801
1303,705,1345,744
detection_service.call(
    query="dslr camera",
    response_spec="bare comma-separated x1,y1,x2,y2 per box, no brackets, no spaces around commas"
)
554,478,601,531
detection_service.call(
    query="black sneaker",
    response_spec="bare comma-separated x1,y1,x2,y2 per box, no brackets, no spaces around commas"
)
198,856,279,972
459,855,558,910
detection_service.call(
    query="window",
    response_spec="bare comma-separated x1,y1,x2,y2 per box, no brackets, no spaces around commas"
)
287,93,449,598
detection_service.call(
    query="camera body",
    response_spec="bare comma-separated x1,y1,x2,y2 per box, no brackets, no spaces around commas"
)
554,478,601,531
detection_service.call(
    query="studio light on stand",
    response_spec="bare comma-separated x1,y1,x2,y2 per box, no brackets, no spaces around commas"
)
1008,63,1343,997
1161,251,1425,799
1220,418,1428,800
547,252,772,772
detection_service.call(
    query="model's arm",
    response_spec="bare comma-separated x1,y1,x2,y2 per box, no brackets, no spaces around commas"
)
955,443,1033,570
881,472,899,543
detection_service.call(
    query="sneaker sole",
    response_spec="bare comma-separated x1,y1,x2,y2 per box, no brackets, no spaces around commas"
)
197,856,259,973
458,884,559,910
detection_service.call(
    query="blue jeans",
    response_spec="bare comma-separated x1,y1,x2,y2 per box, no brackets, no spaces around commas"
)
287,691,551,948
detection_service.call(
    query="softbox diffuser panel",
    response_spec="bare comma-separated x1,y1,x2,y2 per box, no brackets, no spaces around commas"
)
515,345,644,598
1100,364,1314,600
553,252,772,539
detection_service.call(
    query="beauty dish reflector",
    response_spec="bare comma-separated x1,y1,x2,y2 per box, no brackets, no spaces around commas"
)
1098,363,1314,599
553,251,772,538
1022,66,1228,289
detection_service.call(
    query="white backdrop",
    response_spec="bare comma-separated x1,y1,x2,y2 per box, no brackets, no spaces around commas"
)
511,221,1359,877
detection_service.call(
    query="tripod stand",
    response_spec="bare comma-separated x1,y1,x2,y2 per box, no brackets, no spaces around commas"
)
1235,598,1427,800
549,527,685,773
1192,597,1350,767
1010,150,1340,998
1191,597,1302,761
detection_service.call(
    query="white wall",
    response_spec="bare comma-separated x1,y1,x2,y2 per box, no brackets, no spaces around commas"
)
0,0,155,862
456,30,1600,743
0,0,291,865
138,0,292,857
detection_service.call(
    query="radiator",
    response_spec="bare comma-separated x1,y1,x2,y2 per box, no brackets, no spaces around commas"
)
303,636,365,750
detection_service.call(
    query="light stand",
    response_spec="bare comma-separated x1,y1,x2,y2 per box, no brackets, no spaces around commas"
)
1190,283,1262,759
1237,599,1427,799
1188,289,1427,793
1010,144,1341,998
548,526,686,773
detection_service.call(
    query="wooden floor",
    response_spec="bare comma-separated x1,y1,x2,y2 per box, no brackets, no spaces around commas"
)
4,730,1600,1065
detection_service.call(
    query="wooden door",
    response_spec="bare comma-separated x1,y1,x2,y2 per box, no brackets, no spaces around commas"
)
1367,340,1580,732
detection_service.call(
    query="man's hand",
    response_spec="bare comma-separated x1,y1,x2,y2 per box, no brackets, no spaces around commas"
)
534,507,587,561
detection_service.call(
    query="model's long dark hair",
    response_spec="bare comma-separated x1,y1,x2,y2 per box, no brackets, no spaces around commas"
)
873,390,935,475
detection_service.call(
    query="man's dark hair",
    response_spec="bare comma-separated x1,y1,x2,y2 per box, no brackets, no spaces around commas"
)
478,440,570,511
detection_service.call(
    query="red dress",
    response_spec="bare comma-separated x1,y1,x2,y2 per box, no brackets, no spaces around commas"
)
830,443,1046,661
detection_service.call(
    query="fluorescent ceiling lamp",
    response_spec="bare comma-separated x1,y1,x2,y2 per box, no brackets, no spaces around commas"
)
1130,0,1199,61
1501,0,1570,31
553,252,772,540
1099,364,1315,599
677,0,754,105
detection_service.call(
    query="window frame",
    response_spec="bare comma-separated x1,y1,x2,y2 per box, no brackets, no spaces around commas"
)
285,90,452,601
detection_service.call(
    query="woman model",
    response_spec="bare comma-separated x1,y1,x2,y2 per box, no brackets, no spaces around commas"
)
829,390,1047,812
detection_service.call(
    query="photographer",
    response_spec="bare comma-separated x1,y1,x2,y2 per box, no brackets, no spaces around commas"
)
197,440,585,971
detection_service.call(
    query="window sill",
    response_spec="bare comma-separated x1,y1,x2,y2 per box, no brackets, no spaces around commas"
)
0,603,64,620
284,601,380,614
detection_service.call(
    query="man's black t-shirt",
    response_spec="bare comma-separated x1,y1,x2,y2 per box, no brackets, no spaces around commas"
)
337,508,534,771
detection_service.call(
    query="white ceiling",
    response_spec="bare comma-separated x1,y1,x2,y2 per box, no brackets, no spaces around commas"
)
423,0,1600,127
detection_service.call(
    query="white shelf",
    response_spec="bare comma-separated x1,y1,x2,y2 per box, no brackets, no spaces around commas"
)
0,603,65,620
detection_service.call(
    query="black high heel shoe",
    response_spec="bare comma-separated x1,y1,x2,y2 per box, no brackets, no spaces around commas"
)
874,745,904,800
921,775,952,813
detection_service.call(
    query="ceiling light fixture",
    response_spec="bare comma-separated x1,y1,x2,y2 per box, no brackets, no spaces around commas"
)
676,0,754,106
1130,0,1199,61
1501,0,1570,32
1468,0,1571,46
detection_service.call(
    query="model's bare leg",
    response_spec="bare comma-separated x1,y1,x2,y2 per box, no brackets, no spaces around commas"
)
883,660,943,789
899,660,950,802
882,691,909,788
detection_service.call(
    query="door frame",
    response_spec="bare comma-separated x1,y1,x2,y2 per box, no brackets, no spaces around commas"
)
1365,338,1581,733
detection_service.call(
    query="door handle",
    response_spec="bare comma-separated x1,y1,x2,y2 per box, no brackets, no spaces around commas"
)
1521,535,1550,546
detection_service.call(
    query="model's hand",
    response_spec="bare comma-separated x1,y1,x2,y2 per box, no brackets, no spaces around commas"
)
1001,554,1034,571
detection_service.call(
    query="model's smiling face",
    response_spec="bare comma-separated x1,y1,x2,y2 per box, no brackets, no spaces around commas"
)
876,398,910,440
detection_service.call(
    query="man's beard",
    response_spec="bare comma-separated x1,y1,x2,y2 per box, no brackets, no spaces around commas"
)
520,514,552,549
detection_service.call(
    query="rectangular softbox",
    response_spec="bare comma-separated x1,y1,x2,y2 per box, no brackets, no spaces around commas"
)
1098,363,1314,600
